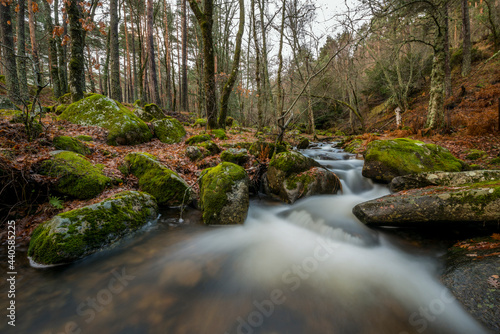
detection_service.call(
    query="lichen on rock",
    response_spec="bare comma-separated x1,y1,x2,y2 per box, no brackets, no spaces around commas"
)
124,152,191,206
39,151,111,199
199,162,249,225
58,94,152,146
27,190,158,265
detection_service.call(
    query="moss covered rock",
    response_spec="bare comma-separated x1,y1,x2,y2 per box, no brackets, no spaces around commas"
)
28,191,158,265
221,148,249,165
465,149,487,160
266,151,341,204
53,136,91,155
185,146,204,161
343,139,363,154
249,141,287,159
210,129,228,140
153,117,186,144
194,118,207,128
185,134,211,145
124,152,191,206
58,93,72,105
58,94,152,146
197,140,220,155
353,181,500,226
0,96,20,110
39,151,111,199
75,135,93,142
362,138,465,183
297,138,310,150
134,103,166,122
199,162,249,225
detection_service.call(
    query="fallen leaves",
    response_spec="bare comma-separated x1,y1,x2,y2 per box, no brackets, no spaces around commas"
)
487,275,500,289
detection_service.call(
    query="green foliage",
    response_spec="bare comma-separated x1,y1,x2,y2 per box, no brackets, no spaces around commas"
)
211,129,228,140
185,134,211,145
450,47,487,69
49,195,64,209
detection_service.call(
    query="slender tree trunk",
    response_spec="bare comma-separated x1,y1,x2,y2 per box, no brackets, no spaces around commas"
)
103,28,111,97
444,3,452,97
27,0,42,87
42,0,61,98
181,0,189,111
147,0,161,105
110,0,122,101
305,56,315,135
130,5,138,102
461,0,472,76
124,6,133,103
16,0,28,101
257,0,276,119
251,0,263,131
164,0,172,110
66,0,85,102
87,45,96,93
189,0,217,129
218,0,245,128
55,0,68,94
276,0,286,140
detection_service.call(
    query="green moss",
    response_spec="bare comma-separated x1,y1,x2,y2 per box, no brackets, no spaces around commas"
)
210,129,228,140
344,139,363,153
220,148,249,165
55,104,68,115
194,118,207,127
0,109,22,119
490,157,500,165
58,92,72,105
197,140,220,155
363,138,465,183
451,181,500,215
286,170,314,190
199,162,247,225
27,190,158,264
124,152,191,206
39,151,111,199
75,135,93,142
185,134,211,145
465,149,487,160
53,136,91,155
153,117,186,144
58,94,152,146
269,151,317,175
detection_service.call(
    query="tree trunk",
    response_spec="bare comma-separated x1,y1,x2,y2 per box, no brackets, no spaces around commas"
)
66,0,85,102
130,5,138,102
276,0,286,142
42,0,61,98
189,0,217,129
251,0,263,132
27,0,42,88
16,0,28,102
147,0,161,105
444,2,452,97
103,28,111,97
218,0,245,128
257,0,276,119
164,0,172,110
110,0,122,101
461,0,472,76
55,0,68,94
124,6,133,103
181,0,189,111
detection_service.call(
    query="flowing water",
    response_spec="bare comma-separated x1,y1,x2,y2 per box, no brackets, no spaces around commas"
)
0,143,489,334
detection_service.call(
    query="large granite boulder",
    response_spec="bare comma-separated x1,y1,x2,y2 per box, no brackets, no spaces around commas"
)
28,191,158,265
266,151,341,204
58,94,152,146
124,152,191,206
152,117,186,144
134,103,166,122
390,170,500,192
199,162,249,225
362,138,465,183
353,181,500,227
39,151,111,199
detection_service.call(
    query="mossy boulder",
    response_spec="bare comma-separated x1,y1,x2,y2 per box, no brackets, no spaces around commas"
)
185,146,205,161
197,140,220,155
39,151,112,199
343,139,363,154
194,118,207,128
53,136,91,155
353,181,500,227
134,103,166,122
465,149,487,160
226,117,235,127
0,109,22,120
58,93,72,105
124,152,191,206
390,170,500,192
266,151,341,204
199,162,249,225
249,141,287,159
185,134,211,145
153,117,186,144
220,148,249,165
75,135,93,142
58,94,152,146
0,96,20,110
362,138,465,183
297,138,310,149
210,129,228,140
27,191,158,265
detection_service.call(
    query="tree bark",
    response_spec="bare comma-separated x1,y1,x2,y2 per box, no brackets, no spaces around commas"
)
110,0,122,101
42,0,61,98
66,0,85,102
218,0,245,128
103,28,111,97
27,0,42,88
163,0,172,110
146,0,160,105
189,0,217,129
461,0,472,76
276,0,285,141
16,0,28,101
251,0,263,131
55,0,68,94
181,0,189,111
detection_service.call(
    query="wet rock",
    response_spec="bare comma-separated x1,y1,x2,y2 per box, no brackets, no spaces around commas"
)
28,191,158,265
266,151,341,204
199,162,249,225
362,138,465,183
297,138,310,149
390,170,500,192
353,181,500,227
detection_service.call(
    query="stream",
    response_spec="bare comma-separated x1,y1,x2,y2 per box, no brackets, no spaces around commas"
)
0,143,489,334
